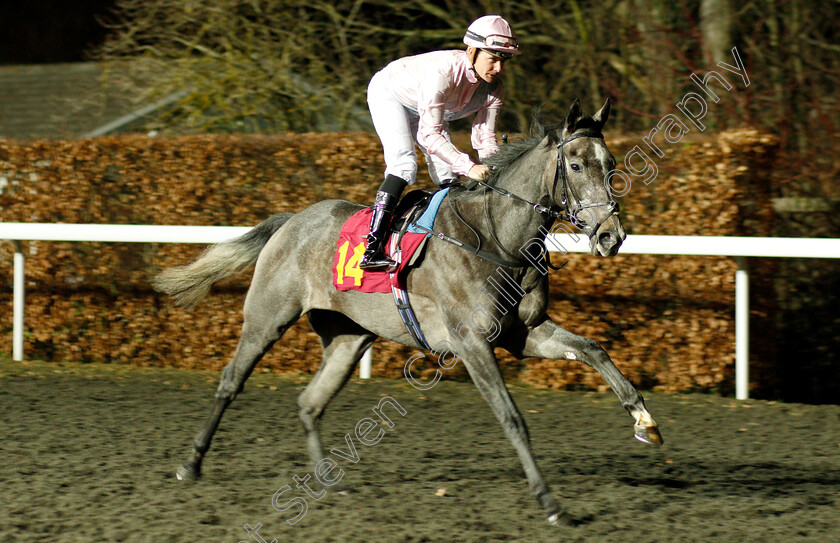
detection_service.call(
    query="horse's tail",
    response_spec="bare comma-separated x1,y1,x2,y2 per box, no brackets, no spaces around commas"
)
152,213,295,308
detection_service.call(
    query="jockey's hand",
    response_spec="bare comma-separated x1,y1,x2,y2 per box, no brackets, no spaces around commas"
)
468,164,490,180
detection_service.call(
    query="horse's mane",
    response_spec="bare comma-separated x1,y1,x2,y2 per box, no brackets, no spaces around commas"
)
482,113,557,182
482,108,601,185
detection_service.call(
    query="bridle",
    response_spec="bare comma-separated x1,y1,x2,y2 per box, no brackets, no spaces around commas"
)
415,129,622,269
470,129,620,238
551,130,620,238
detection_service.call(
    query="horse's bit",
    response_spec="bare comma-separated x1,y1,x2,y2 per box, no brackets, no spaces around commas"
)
551,130,620,238
418,129,621,269
472,129,620,238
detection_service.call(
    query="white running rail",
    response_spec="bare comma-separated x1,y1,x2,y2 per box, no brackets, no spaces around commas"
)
3,222,840,399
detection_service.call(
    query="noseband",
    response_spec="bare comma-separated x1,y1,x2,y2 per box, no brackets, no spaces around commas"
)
552,130,620,238
422,130,621,269
469,129,620,236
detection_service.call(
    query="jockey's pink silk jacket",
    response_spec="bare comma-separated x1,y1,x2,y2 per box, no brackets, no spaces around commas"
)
378,50,503,176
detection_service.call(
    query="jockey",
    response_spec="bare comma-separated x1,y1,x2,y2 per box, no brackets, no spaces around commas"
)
360,15,520,270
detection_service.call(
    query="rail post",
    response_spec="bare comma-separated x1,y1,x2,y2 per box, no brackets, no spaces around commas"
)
735,257,749,400
12,241,24,361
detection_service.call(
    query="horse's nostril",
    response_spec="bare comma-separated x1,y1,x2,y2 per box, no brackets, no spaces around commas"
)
598,232,616,248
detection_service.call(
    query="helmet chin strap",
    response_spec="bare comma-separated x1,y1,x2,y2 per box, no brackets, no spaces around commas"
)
467,47,479,73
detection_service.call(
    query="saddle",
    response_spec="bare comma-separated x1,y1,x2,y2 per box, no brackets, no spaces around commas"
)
332,186,453,350
392,180,464,236
332,187,451,288
392,188,434,232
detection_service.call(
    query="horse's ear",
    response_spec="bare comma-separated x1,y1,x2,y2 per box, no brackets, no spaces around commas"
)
563,98,582,137
592,97,611,129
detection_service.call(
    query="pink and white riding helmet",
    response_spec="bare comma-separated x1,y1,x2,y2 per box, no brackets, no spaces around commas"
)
463,15,520,59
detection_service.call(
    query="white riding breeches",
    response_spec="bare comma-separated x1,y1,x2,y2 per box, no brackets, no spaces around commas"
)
367,70,456,186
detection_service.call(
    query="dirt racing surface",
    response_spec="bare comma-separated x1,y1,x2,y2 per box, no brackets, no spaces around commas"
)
1,357,838,542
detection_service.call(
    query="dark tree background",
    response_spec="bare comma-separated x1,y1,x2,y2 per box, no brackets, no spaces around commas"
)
0,1,115,64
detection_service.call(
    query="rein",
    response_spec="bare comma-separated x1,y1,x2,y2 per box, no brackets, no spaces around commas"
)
468,129,619,228
468,176,563,220
551,130,620,238
409,222,523,268
418,129,620,269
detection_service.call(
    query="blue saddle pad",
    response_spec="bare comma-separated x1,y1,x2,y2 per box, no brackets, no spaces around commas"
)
407,187,450,234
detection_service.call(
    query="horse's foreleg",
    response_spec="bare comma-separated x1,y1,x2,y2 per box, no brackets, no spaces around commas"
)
459,345,570,526
520,317,663,446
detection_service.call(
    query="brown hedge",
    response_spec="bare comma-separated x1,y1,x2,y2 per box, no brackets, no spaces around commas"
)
0,129,778,394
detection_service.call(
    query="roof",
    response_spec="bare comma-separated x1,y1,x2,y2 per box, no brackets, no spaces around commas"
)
0,62,144,140
0,61,372,139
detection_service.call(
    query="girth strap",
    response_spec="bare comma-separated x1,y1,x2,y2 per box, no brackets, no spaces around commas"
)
385,232,431,350
390,284,431,350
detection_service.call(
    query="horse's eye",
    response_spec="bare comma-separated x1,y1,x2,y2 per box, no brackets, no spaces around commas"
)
571,163,581,172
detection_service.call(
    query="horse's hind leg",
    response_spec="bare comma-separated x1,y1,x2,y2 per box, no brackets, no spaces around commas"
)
298,310,375,471
518,317,663,445
177,300,301,481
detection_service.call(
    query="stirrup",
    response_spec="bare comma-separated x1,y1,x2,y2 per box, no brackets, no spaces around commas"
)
360,249,396,271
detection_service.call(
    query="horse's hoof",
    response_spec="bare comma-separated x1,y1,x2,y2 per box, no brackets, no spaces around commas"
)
547,512,574,527
634,424,664,446
333,482,354,495
176,464,200,481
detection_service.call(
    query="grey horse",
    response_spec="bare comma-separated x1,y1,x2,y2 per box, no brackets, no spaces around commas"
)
153,98,663,526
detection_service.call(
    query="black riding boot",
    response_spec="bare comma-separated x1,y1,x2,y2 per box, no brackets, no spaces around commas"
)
360,175,407,270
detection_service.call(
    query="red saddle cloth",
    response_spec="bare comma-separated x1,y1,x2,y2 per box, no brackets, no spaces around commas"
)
332,208,427,293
